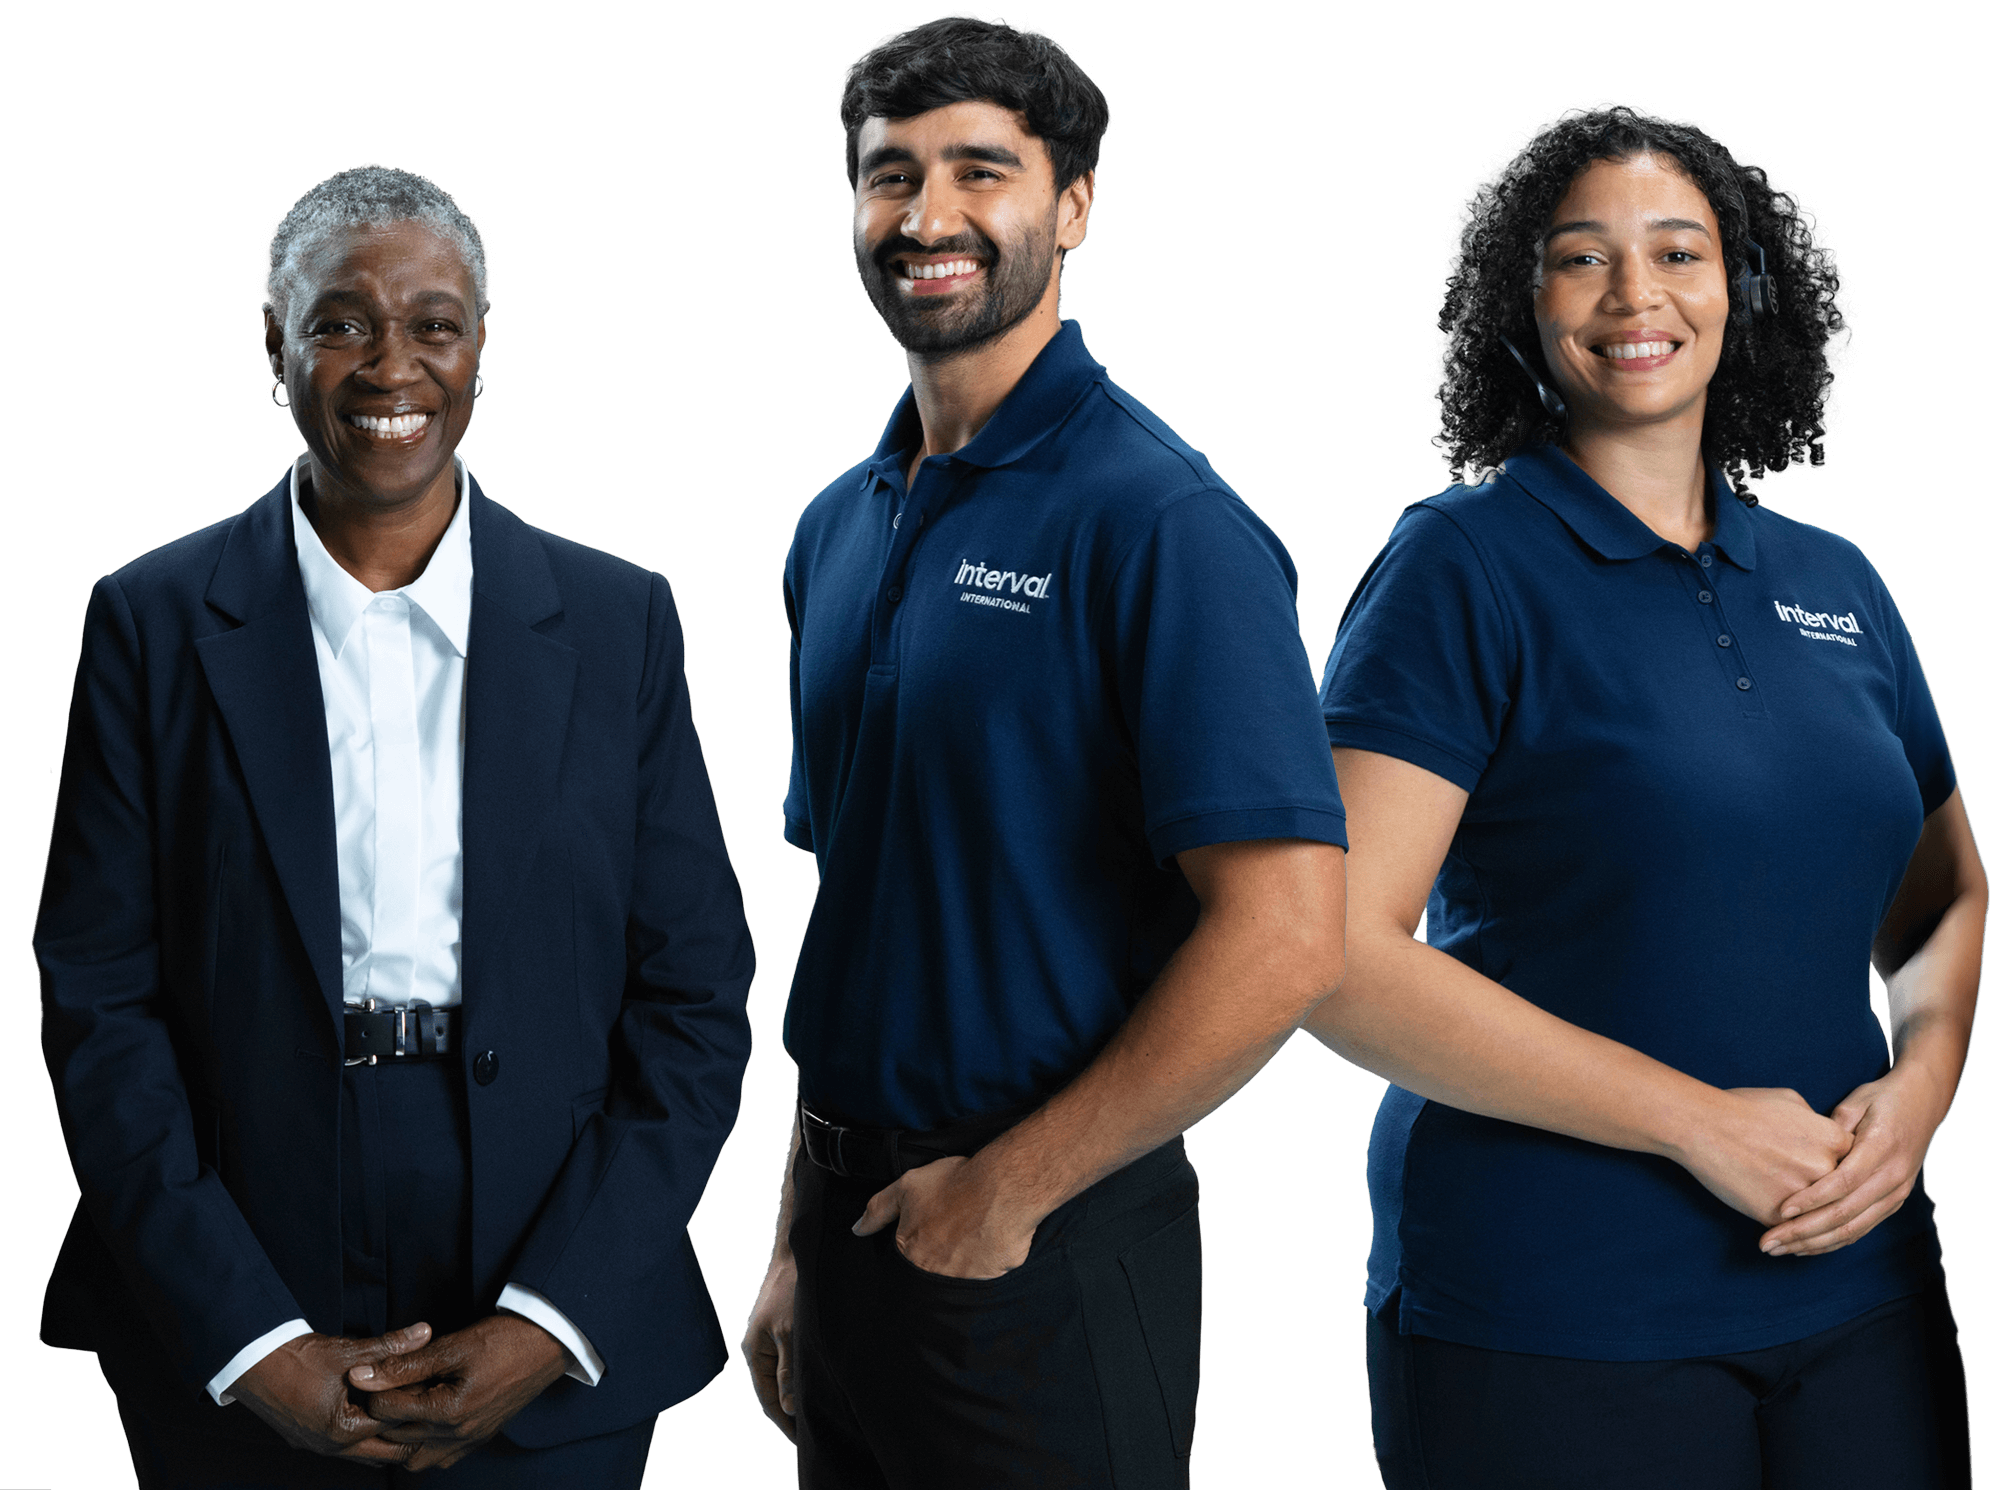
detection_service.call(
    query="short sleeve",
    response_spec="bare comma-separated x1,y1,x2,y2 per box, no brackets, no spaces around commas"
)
1320,505,1514,792
1873,570,1956,818
1104,489,1347,864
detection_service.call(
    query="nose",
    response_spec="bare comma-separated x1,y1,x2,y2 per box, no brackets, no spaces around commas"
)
355,324,425,389
1604,252,1664,315
901,180,965,245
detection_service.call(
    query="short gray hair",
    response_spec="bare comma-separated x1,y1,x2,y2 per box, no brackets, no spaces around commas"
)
266,165,488,326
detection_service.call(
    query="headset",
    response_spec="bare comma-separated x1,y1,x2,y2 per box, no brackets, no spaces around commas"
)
1735,239,1779,318
1498,241,1777,425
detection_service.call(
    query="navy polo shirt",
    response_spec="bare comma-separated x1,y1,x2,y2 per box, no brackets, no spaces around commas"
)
1322,445,1955,1360
783,322,1346,1131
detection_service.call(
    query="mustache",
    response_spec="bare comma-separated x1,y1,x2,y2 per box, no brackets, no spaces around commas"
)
868,229,999,273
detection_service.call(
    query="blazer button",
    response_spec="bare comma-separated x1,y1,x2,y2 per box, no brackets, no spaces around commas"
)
474,1050,500,1086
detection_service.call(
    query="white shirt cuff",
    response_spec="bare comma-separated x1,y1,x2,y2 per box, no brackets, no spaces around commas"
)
497,1283,604,1385
208,1318,313,1405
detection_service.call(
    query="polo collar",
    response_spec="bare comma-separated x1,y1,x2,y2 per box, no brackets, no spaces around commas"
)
860,320,1105,490
1504,444,1758,571
290,457,476,658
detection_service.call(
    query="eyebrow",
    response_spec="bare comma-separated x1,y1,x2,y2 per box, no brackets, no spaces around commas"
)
1547,217,1712,240
857,141,1027,176
307,288,468,312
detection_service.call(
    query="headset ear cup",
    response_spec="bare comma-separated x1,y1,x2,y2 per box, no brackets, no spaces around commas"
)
1737,241,1779,318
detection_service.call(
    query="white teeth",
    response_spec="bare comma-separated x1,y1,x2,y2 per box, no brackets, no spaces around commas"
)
1603,341,1674,361
904,259,977,280
347,412,432,436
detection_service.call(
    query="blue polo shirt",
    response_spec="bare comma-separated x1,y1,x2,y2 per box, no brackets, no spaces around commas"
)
783,322,1346,1131
1322,444,1954,1360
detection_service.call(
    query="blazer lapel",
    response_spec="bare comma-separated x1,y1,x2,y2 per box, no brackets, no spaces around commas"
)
460,485,578,1013
194,478,345,1023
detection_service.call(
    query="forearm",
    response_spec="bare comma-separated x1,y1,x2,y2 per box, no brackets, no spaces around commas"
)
1874,789,1986,1123
769,1117,801,1261
973,874,1340,1220
1308,930,1725,1163
1882,897,1983,1120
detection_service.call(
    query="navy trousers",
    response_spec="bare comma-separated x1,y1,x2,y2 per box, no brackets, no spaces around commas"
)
103,1060,654,1489
792,1136,1203,1490
1368,1280,1970,1489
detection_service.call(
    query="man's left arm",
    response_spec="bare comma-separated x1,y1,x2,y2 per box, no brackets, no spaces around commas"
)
350,573,755,1465
855,837,1345,1274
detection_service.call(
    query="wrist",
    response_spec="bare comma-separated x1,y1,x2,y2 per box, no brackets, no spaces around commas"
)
963,1137,1061,1234
1882,1056,1957,1129
1650,1080,1732,1167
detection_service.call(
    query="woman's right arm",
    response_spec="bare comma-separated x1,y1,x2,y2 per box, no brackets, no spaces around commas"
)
1307,746,1855,1226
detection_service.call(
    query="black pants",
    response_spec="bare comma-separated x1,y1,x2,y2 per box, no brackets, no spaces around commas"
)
1368,1281,1971,1489
792,1136,1202,1490
103,1060,654,1489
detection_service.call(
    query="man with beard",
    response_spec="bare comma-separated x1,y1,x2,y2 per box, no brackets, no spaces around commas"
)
742,19,1349,1486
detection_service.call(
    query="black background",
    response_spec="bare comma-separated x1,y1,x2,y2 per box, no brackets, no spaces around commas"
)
23,23,1976,1488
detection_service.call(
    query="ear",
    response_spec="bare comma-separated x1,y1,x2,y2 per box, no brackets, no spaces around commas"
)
263,308,284,379
476,317,486,356
1056,170,1094,253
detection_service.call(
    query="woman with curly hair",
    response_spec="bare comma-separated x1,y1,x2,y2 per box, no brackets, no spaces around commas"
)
1309,108,1982,1487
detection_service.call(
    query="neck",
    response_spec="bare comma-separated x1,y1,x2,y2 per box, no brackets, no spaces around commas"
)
904,290,1063,476
1561,402,1712,552
301,457,459,592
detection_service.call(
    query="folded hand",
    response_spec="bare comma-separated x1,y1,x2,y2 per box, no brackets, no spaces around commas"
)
1760,1069,1949,1258
232,1323,432,1461
347,1314,569,1472
1677,1086,1854,1227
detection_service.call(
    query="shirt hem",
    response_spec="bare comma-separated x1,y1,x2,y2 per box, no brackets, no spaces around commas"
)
1388,1266,1943,1361
1147,803,1348,865
1324,718,1485,794
783,817,814,852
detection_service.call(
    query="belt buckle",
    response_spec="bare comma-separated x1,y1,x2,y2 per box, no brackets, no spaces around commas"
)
801,1104,851,1178
344,997,379,1067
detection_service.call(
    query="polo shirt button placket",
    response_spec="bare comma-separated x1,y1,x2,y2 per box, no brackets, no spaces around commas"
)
1689,545,1758,705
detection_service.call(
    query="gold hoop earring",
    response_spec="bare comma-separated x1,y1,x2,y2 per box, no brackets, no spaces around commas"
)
271,380,290,408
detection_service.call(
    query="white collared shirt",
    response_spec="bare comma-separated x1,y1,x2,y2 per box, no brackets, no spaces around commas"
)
206,459,601,1403
292,457,471,1010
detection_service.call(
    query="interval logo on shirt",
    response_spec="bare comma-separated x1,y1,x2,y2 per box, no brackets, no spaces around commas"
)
955,559,1053,615
1774,601,1864,648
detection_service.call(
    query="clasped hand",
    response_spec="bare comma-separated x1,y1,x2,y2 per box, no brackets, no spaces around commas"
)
234,1315,567,1472
1683,1072,1947,1260
1758,1069,1949,1259
851,1153,1042,1279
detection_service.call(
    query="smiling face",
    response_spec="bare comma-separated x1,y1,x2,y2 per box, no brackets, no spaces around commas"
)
264,221,483,511
1533,153,1731,437
852,100,1090,360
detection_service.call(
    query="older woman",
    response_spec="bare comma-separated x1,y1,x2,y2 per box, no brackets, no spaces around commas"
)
36,167,753,1487
1312,110,1981,1488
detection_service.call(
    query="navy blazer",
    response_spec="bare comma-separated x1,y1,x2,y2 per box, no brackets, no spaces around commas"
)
36,473,755,1446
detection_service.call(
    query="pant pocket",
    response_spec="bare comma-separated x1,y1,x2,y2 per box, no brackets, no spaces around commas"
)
1080,1192,1200,1472
1119,1203,1202,1459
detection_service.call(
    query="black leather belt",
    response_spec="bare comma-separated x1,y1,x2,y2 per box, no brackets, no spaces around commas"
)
798,1100,1025,1181
344,999,453,1065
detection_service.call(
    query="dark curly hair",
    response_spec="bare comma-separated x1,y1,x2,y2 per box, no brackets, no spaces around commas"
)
840,17,1109,193
1438,107,1842,496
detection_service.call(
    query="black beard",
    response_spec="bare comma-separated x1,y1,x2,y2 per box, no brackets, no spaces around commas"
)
855,212,1058,360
